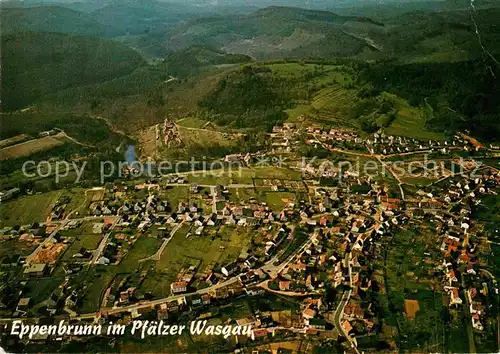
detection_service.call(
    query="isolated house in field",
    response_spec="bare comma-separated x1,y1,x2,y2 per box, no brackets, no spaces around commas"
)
16,298,31,315
221,262,238,277
170,281,187,295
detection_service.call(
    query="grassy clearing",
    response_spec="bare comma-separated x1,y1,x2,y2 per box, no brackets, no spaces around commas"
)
60,188,88,216
186,174,232,185
116,236,162,273
285,104,311,122
265,191,296,211
227,187,260,204
142,225,251,298
267,63,315,77
401,176,437,186
182,166,302,186
245,166,302,181
24,277,63,305
0,191,62,226
384,96,445,141
176,116,209,129
160,186,189,208
178,127,240,149
80,268,115,313
61,234,103,260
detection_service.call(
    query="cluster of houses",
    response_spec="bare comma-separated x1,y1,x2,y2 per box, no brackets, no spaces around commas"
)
307,127,475,156
13,278,80,318
270,123,300,153
364,133,467,155
421,170,500,332
2,119,500,351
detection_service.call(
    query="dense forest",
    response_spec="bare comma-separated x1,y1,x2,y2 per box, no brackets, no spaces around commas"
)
358,59,500,141
164,46,252,78
1,32,144,111
198,65,290,130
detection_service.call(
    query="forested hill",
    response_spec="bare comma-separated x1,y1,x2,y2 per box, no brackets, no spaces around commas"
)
165,6,375,59
250,6,382,25
1,32,144,111
359,59,500,141
165,46,252,78
198,65,289,130
0,6,121,36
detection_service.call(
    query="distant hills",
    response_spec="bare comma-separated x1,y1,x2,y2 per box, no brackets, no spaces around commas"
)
0,6,121,36
1,32,144,110
164,6,377,60
90,0,201,35
0,1,203,37
164,5,500,62
1,1,499,145
2,3,499,62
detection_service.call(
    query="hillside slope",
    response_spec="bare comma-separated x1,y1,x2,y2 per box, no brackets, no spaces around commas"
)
164,6,375,59
1,32,144,111
90,0,201,35
162,5,500,62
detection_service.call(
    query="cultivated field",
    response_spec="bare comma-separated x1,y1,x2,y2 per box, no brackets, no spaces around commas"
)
0,134,29,148
0,133,68,160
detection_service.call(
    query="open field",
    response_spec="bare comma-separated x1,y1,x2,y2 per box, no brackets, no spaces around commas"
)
285,104,311,122
0,188,87,227
60,188,89,216
178,126,242,150
181,166,302,186
159,186,189,208
140,224,251,298
186,174,233,185
176,116,210,129
23,277,64,305
401,176,437,186
265,191,296,210
384,96,445,141
0,134,30,148
233,167,303,185
0,191,62,226
80,268,115,313
61,234,103,260
116,235,162,272
0,133,68,160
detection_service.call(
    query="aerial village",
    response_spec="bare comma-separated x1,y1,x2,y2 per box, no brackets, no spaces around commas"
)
0,122,499,352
